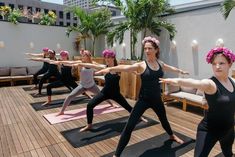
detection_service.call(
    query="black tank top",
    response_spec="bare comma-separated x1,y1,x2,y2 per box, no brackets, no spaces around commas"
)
48,64,60,75
42,56,49,70
139,60,164,101
204,76,235,131
101,72,120,95
61,65,74,81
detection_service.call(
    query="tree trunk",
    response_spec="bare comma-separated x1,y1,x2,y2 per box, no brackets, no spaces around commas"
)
92,37,96,56
140,29,147,60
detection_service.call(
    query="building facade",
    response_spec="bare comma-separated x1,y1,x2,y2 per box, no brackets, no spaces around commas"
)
63,0,93,9
0,0,78,26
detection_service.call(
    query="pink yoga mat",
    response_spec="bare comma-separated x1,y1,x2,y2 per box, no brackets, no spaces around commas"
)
43,104,125,124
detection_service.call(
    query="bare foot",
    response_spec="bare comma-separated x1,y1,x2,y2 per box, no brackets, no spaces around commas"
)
140,116,148,123
170,134,184,144
34,93,42,96
56,112,64,116
110,103,119,108
41,101,50,106
80,124,92,132
31,86,38,90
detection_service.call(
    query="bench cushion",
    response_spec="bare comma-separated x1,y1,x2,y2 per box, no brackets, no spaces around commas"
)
170,91,207,105
0,67,10,76
11,67,27,76
180,86,197,94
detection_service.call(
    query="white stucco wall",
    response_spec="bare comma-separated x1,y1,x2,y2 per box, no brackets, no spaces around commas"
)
160,5,235,79
0,22,78,67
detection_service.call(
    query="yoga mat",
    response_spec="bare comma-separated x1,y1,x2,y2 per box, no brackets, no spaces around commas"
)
44,103,125,124
30,89,71,98
103,132,195,157
61,116,158,148
30,96,89,111
22,86,46,91
215,153,224,157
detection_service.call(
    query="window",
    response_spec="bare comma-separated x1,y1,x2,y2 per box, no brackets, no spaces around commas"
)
9,4,14,10
36,8,41,12
66,12,70,19
44,9,49,14
67,22,70,26
0,3,5,7
18,5,23,10
73,23,77,27
59,22,64,26
59,11,63,19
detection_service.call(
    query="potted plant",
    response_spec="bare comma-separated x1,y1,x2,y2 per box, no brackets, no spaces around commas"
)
0,5,11,20
39,10,57,25
7,9,22,24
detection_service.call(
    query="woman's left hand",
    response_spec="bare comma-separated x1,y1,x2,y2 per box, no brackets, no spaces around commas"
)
95,68,111,75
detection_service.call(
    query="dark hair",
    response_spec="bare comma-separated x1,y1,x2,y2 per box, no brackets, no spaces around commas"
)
114,58,118,66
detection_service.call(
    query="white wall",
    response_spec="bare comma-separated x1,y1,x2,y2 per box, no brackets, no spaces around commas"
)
160,6,235,79
0,22,78,67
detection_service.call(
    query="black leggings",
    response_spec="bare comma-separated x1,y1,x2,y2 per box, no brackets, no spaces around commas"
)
194,123,234,157
38,72,60,94
115,98,173,156
46,80,78,96
86,92,133,124
33,68,47,85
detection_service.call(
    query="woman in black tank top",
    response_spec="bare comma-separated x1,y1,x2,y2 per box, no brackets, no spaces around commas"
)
25,47,50,89
78,49,146,132
160,47,235,157
41,50,78,106
96,36,188,157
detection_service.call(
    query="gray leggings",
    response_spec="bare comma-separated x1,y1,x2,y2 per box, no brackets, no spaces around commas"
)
60,84,100,113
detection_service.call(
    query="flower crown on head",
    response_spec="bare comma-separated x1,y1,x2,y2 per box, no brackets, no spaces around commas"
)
102,49,116,58
206,47,235,64
142,36,160,46
42,47,49,52
60,50,69,57
48,49,55,54
80,50,91,56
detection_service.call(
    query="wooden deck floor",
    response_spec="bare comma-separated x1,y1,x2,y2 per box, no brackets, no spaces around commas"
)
0,85,234,157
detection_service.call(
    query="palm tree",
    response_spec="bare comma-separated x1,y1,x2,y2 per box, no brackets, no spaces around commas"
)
65,6,92,51
89,8,113,56
221,0,235,19
66,6,113,56
94,0,176,60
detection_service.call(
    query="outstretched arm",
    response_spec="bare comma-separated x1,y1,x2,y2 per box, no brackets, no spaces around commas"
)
95,63,141,75
28,57,51,63
25,53,44,57
78,62,106,70
159,78,216,95
161,61,189,75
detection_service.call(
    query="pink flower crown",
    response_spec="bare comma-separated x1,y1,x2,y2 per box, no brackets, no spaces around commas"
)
80,50,91,56
142,36,160,46
102,49,116,58
42,47,49,52
60,50,69,57
206,47,235,64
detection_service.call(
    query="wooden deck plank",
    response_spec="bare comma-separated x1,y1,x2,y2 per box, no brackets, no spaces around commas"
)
6,125,21,156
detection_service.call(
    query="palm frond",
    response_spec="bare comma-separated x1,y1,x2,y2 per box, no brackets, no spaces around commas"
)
221,0,235,19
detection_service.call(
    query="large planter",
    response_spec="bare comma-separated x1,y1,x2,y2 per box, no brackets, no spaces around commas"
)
32,18,40,24
19,16,28,23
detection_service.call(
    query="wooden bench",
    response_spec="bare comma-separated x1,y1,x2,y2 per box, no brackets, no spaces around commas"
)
162,82,208,111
